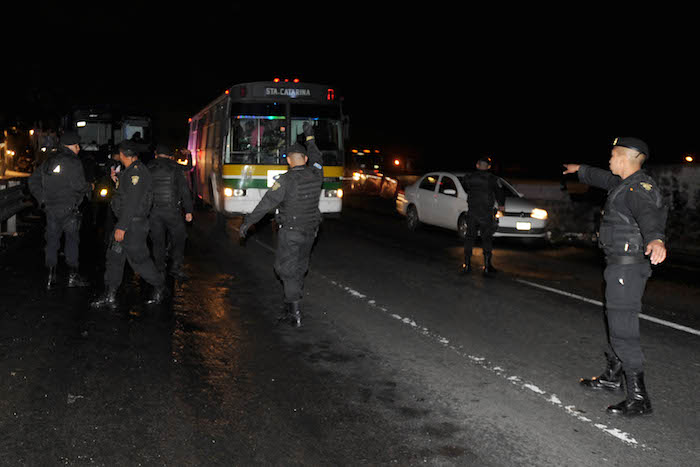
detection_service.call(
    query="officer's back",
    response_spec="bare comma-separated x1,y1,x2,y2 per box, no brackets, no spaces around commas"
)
30,145,89,210
147,156,181,208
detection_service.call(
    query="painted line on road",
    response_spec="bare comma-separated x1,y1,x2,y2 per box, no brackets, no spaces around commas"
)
246,236,647,447
316,273,644,448
515,278,700,337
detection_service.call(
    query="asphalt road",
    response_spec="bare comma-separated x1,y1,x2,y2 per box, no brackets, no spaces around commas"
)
1,197,698,466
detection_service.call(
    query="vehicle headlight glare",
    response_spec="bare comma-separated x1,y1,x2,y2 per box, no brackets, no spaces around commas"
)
99,188,108,197
531,208,548,220
325,189,343,198
224,187,233,197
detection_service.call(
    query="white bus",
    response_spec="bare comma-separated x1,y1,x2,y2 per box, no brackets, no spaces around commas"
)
188,80,346,215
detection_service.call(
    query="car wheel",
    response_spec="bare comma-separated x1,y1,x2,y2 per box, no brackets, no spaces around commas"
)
457,213,468,239
406,205,419,231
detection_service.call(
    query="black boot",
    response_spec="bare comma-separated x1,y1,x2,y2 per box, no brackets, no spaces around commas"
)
90,287,118,309
607,371,653,416
460,256,472,275
277,304,292,324
146,285,169,305
580,352,624,391
289,301,302,328
67,267,90,288
483,251,498,276
46,266,57,290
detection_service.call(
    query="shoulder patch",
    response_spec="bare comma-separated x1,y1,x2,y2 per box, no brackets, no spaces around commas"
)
271,181,281,191
313,162,323,170
131,175,140,185
640,182,653,191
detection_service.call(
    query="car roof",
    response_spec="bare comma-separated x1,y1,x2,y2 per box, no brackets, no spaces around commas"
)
419,171,523,197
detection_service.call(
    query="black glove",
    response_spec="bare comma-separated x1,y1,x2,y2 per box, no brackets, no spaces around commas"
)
303,121,314,139
239,222,250,238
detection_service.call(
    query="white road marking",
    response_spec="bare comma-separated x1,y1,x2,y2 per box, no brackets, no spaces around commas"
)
247,237,644,447
318,272,644,448
515,278,700,337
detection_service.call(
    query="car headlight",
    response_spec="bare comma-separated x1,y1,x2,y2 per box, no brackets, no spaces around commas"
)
325,188,343,198
99,188,109,197
352,172,361,181
531,208,548,220
495,210,504,218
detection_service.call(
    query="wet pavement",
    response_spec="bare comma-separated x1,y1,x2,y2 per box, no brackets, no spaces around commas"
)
2,198,699,466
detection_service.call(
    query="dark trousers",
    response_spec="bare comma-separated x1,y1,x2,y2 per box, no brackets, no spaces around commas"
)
104,218,164,289
464,212,497,259
45,208,81,268
603,262,652,373
149,208,187,273
274,228,317,303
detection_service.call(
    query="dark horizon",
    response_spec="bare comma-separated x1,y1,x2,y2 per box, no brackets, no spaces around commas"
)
4,3,699,176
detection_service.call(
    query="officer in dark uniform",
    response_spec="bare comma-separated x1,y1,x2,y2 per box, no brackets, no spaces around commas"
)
147,144,193,281
460,156,506,275
239,122,322,327
563,137,667,416
90,141,167,309
28,131,91,289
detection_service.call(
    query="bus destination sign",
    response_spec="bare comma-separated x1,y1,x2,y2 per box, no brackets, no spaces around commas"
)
264,87,312,98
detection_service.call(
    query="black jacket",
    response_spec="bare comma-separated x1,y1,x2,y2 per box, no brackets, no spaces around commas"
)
111,160,153,231
147,157,193,214
28,147,91,210
461,171,505,216
578,165,667,256
245,139,323,230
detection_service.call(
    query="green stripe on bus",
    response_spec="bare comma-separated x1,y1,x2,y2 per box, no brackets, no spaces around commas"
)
223,179,342,190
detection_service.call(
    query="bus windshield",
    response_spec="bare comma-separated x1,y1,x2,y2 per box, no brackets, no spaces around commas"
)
228,115,287,164
225,102,344,166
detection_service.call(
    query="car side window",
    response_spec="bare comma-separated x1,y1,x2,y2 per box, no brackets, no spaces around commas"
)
419,174,439,192
439,176,458,197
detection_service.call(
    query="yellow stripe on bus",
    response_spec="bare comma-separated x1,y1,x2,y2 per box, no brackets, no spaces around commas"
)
222,164,343,178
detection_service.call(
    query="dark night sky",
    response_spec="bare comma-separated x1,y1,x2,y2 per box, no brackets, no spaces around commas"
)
5,3,700,178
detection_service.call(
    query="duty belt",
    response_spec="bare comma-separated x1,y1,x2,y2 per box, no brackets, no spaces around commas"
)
606,255,647,265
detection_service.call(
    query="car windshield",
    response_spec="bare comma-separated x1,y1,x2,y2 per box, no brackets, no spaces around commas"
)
498,177,522,197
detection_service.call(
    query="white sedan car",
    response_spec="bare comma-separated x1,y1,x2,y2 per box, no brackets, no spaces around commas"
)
396,172,548,240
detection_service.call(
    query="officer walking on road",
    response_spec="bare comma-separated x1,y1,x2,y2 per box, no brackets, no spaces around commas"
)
90,141,167,309
563,137,667,416
239,122,323,327
147,144,193,281
28,131,91,289
460,156,506,276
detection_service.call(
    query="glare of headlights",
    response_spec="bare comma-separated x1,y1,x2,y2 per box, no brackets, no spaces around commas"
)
352,172,361,181
224,187,233,197
531,208,548,220
99,188,108,197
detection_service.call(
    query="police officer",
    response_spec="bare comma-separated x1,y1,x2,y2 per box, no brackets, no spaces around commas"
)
147,144,193,281
563,137,667,416
90,141,167,309
460,156,506,275
239,122,322,327
28,131,91,289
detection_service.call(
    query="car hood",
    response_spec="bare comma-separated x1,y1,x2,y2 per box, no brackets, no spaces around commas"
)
505,196,536,214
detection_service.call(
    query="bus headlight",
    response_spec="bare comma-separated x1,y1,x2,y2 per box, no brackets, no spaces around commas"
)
325,189,343,198
224,188,246,197
531,208,548,220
